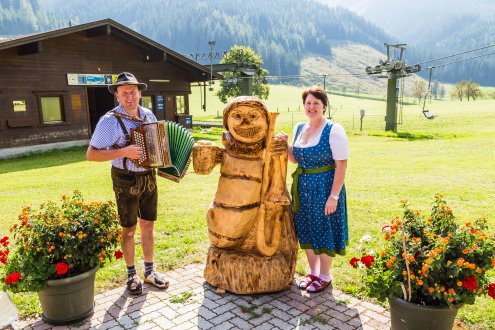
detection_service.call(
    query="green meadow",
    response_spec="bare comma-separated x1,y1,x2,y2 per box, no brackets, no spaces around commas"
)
1,84,494,329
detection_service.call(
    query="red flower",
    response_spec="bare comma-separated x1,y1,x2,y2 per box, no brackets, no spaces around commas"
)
114,250,124,259
487,283,495,299
462,275,478,292
349,257,360,268
0,236,9,247
0,250,8,264
361,255,375,268
55,262,69,275
5,272,22,285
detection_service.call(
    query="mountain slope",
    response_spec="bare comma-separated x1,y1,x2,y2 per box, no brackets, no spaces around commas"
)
33,0,391,78
317,0,495,85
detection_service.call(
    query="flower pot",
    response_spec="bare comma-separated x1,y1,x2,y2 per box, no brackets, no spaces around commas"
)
38,266,99,325
389,297,460,330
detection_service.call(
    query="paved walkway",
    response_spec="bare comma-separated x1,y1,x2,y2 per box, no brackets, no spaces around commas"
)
18,263,390,330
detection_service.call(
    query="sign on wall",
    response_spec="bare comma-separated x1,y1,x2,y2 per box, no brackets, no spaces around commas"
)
67,74,118,86
156,95,164,112
13,100,26,112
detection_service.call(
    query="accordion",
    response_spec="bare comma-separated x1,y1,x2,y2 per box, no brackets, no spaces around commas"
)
130,121,195,182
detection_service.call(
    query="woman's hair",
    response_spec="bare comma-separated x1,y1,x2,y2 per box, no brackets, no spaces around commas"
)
302,86,328,109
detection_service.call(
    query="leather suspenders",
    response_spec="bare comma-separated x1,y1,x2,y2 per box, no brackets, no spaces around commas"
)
108,110,145,172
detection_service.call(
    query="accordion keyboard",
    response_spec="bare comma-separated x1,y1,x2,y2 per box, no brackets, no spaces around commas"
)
133,131,148,166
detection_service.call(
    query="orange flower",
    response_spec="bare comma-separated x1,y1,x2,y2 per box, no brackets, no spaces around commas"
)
457,281,462,286
457,258,465,267
417,279,424,286
386,262,392,269
462,248,469,254
428,287,435,294
408,255,415,263
391,256,397,262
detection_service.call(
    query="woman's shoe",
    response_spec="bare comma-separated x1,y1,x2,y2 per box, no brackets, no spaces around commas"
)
306,278,331,293
299,274,319,289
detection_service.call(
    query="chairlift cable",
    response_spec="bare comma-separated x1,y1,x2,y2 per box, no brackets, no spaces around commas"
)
419,50,495,71
416,44,495,66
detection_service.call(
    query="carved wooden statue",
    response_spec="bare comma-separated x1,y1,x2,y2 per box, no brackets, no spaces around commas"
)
193,96,298,294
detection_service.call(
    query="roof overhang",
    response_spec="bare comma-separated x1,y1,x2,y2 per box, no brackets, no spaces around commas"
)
0,18,222,82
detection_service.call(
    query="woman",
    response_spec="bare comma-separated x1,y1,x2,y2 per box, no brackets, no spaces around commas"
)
276,86,349,293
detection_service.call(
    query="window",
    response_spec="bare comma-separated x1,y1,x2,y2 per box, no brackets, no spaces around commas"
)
40,96,65,123
176,95,185,114
141,96,153,110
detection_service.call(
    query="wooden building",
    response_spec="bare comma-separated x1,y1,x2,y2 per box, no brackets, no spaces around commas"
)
0,18,219,156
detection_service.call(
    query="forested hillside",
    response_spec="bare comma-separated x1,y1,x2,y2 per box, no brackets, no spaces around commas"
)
1,0,391,81
0,0,62,35
2,0,495,85
43,0,391,80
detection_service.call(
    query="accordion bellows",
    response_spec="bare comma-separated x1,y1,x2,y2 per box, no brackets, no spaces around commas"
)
130,121,195,182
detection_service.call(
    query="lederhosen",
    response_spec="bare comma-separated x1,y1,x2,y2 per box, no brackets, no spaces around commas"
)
108,110,158,227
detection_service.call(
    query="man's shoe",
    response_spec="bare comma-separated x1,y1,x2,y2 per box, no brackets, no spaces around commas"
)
126,275,143,295
144,271,169,289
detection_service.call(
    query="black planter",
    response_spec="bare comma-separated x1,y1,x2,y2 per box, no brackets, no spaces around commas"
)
389,297,460,330
38,266,98,325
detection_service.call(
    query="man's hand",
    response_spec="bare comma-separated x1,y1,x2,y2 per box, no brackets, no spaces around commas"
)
124,145,143,160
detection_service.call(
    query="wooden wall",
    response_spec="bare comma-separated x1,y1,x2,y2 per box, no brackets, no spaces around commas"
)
0,30,202,149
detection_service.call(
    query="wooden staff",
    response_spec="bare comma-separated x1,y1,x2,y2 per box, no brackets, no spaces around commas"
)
256,112,283,257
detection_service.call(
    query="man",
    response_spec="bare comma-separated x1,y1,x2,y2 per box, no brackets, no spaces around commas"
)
87,72,169,295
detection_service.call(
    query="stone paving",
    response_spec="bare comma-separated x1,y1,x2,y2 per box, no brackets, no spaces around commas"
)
17,263,390,330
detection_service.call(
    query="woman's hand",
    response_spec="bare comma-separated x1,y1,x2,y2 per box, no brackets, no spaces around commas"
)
275,131,289,142
325,197,337,215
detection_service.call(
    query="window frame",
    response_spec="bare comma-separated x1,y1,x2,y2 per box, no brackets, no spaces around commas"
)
33,91,70,126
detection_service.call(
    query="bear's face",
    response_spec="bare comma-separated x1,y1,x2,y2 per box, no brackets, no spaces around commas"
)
227,105,267,144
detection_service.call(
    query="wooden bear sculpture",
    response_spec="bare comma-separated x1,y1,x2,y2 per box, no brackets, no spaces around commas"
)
193,96,298,294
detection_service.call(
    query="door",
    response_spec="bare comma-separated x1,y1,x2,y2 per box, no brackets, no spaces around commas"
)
164,95,176,121
87,87,115,134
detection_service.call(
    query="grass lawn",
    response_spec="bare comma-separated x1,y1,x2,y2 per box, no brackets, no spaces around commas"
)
1,85,495,328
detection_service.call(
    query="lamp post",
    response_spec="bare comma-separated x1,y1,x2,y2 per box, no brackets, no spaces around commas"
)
208,40,216,91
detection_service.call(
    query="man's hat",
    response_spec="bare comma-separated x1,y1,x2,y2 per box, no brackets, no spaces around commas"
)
108,72,148,93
